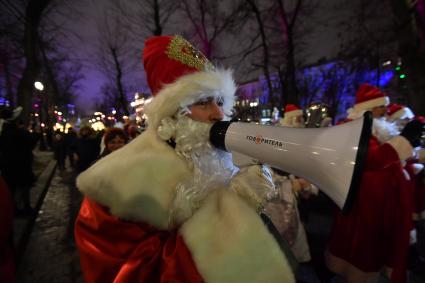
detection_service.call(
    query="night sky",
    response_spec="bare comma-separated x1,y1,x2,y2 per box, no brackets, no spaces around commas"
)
65,0,341,113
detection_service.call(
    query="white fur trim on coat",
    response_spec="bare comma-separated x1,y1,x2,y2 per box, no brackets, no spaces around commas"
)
412,163,424,175
354,96,389,112
76,129,192,230
180,189,295,283
388,107,414,122
145,68,236,130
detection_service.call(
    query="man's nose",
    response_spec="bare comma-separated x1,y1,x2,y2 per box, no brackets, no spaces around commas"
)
209,102,224,122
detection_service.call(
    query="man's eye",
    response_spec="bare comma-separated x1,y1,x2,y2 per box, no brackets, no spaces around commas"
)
194,100,209,106
216,97,224,107
194,97,212,106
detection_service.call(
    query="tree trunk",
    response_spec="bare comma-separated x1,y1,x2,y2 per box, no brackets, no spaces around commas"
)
389,0,425,115
3,59,15,107
153,0,162,35
111,47,129,116
39,40,60,128
247,0,275,106
285,27,299,105
16,0,50,125
276,0,301,106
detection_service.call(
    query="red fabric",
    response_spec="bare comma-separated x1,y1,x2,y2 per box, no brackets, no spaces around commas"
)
406,161,425,218
336,118,352,125
355,83,387,104
75,197,203,283
387,103,403,117
328,137,414,283
284,104,301,113
143,36,208,95
0,176,15,283
414,173,425,217
414,115,425,123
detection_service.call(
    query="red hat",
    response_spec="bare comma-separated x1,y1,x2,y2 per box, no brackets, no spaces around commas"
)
143,35,213,95
336,118,353,125
386,103,414,121
353,83,389,112
415,115,425,123
284,104,303,119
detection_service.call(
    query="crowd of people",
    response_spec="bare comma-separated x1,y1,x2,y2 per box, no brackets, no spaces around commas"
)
0,109,139,282
1,34,425,283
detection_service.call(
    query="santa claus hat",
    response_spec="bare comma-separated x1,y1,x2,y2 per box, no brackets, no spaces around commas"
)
143,35,236,129
414,115,425,124
283,104,303,119
386,103,414,122
353,83,389,112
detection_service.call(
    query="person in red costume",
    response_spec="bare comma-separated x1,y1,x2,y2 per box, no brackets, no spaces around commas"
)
74,35,295,283
387,105,425,221
0,175,15,283
387,105,425,271
326,83,424,283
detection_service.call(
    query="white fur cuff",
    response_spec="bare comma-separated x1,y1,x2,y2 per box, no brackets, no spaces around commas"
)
180,189,295,283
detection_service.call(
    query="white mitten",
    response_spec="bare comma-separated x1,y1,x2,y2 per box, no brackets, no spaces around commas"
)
418,148,425,164
229,165,276,211
157,117,177,141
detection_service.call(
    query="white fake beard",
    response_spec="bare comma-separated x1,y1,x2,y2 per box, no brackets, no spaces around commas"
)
280,116,305,128
292,118,305,128
372,117,400,144
165,114,238,227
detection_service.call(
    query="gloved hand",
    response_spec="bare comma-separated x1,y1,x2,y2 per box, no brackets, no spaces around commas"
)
229,165,276,211
400,119,424,148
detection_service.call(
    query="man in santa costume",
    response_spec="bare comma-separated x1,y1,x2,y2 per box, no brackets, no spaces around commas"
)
386,103,415,133
387,104,425,220
74,35,295,283
388,104,425,271
279,104,305,128
326,83,424,283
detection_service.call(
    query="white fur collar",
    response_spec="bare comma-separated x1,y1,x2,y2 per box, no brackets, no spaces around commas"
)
76,129,192,230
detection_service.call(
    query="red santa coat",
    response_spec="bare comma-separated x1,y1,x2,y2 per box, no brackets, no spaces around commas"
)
327,136,415,283
413,171,425,219
0,176,15,283
75,129,295,283
75,197,203,283
405,161,425,220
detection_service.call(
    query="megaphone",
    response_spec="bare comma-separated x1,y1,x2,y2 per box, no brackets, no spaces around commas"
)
210,112,372,214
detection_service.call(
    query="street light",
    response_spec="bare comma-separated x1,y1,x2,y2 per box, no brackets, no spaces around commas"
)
34,81,44,91
34,81,48,150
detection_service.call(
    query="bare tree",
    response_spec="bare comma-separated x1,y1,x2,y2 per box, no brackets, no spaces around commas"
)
93,5,141,117
114,0,180,37
0,0,85,124
389,0,425,115
333,0,397,86
273,0,314,107
0,6,25,107
179,0,247,60
0,0,51,125
245,0,275,106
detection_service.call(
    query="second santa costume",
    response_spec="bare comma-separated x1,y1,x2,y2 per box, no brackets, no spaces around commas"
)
326,84,416,283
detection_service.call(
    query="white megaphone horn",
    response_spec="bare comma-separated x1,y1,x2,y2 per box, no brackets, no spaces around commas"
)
210,112,372,214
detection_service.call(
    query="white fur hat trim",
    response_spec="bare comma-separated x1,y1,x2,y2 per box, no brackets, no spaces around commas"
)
354,96,389,112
